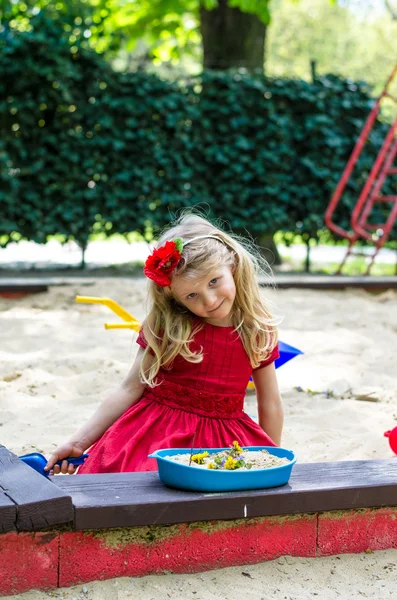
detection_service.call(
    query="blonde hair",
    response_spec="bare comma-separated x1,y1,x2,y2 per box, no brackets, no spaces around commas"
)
140,213,279,386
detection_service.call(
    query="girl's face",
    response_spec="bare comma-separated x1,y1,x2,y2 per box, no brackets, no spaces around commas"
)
170,265,236,327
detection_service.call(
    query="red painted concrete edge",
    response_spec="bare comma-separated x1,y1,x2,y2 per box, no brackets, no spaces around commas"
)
59,514,317,587
317,507,397,556
1,507,397,596
0,292,34,299
0,514,316,595
0,532,59,596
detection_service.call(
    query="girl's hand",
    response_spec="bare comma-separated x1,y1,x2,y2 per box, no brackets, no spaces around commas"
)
45,442,87,475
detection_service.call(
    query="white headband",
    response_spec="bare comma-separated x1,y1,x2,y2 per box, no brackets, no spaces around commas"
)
182,234,226,247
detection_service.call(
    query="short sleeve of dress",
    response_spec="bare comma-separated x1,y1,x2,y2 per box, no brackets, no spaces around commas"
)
252,343,280,371
136,328,147,349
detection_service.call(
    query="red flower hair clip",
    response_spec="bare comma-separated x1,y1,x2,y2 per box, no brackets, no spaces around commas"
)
144,238,183,286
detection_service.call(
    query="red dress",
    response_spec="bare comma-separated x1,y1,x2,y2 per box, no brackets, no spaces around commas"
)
78,322,279,473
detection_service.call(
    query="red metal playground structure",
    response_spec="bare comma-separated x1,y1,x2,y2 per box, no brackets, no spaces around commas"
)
325,64,397,274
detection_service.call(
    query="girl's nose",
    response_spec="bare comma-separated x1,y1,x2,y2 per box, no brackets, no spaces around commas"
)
203,292,217,309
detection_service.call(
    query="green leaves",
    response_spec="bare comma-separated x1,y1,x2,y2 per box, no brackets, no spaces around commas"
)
1,8,394,254
228,0,271,24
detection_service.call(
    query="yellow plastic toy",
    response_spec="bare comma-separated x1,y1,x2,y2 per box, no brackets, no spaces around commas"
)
76,295,256,389
75,296,141,332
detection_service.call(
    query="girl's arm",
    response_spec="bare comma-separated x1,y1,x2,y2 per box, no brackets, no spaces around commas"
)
252,363,284,446
45,347,149,473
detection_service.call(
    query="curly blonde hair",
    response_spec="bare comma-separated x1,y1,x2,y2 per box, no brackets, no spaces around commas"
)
140,213,279,386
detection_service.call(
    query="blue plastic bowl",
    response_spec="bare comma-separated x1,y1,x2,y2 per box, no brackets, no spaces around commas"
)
148,446,297,492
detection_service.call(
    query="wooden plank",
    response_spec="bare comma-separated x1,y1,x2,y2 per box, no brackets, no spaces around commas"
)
0,285,47,294
0,278,88,289
2,275,396,294
52,458,397,530
264,275,397,291
2,275,397,294
0,278,54,293
0,445,74,531
0,490,16,533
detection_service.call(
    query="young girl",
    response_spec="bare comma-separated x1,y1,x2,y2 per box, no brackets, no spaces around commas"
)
46,214,283,475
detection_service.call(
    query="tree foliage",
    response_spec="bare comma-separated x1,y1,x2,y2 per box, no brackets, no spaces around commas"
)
267,0,397,96
3,1,394,90
0,0,271,64
2,8,394,256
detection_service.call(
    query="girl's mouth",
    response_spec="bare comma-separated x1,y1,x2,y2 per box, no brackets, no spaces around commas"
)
209,299,224,313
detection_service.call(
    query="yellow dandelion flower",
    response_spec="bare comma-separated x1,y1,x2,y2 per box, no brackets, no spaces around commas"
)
191,451,209,465
207,462,216,469
225,456,238,470
232,441,243,455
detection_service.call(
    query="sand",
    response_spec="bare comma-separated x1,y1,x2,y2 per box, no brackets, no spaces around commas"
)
2,551,397,600
1,279,397,599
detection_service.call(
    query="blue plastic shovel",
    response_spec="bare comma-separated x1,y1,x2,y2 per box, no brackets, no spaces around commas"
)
19,452,89,477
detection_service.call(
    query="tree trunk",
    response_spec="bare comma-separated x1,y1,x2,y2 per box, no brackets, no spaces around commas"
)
199,0,267,71
257,234,282,267
304,240,311,273
200,1,277,263
79,239,87,269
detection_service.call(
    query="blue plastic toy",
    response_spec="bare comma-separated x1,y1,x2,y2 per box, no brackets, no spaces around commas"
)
19,452,89,477
246,340,303,389
148,446,297,492
276,340,303,369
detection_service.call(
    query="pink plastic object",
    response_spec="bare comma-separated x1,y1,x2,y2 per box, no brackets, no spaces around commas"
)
384,428,397,454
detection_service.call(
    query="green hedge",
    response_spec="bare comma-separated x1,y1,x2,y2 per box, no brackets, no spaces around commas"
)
1,9,394,257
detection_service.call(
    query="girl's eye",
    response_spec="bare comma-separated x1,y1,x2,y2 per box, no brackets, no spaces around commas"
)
209,278,218,285
187,293,197,300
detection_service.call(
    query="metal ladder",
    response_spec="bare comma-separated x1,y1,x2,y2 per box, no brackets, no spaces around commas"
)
325,65,397,274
